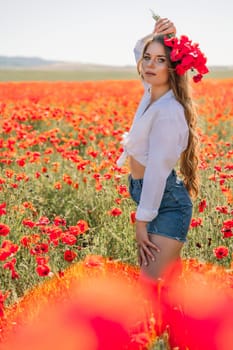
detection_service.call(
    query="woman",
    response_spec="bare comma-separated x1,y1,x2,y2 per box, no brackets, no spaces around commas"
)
117,18,202,279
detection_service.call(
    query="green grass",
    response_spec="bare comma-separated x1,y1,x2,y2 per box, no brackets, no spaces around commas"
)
0,69,138,82
0,68,233,82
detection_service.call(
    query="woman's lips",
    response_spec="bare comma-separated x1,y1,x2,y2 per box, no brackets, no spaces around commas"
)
145,71,156,76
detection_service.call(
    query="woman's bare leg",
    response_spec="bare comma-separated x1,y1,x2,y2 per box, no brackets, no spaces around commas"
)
140,234,184,280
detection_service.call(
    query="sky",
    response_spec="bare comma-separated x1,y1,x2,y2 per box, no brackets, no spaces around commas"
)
1,0,233,67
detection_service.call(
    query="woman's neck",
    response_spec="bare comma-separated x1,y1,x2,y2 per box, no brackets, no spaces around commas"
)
150,86,170,103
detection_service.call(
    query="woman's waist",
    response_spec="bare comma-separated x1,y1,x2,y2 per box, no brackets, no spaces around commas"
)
129,156,146,179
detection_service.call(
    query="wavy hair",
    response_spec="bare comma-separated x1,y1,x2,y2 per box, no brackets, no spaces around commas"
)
137,34,200,198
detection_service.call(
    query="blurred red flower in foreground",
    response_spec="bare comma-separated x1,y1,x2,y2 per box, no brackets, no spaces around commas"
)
2,263,149,350
1,257,233,349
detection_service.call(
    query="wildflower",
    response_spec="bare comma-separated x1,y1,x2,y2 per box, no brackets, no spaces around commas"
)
221,227,233,238
16,158,26,167
36,216,50,226
36,256,49,265
64,249,77,262
164,35,209,82
216,206,229,214
77,220,89,233
109,207,122,216
61,233,77,245
0,290,9,317
130,211,136,224
198,199,207,213
213,246,229,259
3,258,19,279
20,236,31,247
54,216,66,226
22,218,35,228
36,264,50,277
190,218,202,228
0,223,10,236
30,243,49,255
0,202,6,216
54,182,62,190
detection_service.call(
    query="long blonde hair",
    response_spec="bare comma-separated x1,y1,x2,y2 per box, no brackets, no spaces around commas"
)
137,35,200,198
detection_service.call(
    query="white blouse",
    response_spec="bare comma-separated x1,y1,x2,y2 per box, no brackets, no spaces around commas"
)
116,35,189,222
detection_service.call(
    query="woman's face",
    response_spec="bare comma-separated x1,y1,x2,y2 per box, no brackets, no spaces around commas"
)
141,41,169,88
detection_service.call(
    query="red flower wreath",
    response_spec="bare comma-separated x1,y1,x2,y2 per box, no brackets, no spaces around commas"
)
164,35,209,82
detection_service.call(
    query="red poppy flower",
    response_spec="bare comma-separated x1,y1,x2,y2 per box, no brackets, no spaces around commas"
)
109,208,122,216
164,35,208,82
0,290,9,317
0,202,6,216
30,243,49,255
0,223,10,236
36,256,49,265
221,227,233,238
36,216,50,226
213,246,229,259
36,264,50,277
190,218,202,228
22,218,35,228
64,249,77,262
16,158,26,167
198,199,207,213
1,240,18,254
3,257,17,270
193,74,203,83
20,236,31,247
216,206,229,214
61,233,77,245
0,249,11,261
130,211,136,224
53,216,66,226
77,220,89,233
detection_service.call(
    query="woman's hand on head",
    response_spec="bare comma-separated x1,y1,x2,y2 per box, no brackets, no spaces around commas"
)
135,221,160,266
153,17,176,36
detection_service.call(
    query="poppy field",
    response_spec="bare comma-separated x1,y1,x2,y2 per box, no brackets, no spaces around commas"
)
0,79,233,349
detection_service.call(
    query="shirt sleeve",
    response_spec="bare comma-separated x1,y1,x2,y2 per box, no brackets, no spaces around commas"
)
134,34,153,92
135,117,185,222
133,33,153,63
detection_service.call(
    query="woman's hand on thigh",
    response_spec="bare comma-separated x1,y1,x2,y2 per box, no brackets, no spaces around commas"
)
136,221,160,266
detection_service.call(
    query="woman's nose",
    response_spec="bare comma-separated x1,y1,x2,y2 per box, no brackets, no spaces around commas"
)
147,59,156,67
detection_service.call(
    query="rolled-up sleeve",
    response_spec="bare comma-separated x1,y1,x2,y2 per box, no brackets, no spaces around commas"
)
134,34,153,92
135,117,183,222
134,34,153,63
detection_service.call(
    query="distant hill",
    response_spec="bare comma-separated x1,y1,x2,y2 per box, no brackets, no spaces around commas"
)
0,55,62,68
0,55,135,71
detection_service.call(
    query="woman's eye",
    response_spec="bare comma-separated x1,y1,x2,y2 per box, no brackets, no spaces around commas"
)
143,56,150,61
157,58,166,63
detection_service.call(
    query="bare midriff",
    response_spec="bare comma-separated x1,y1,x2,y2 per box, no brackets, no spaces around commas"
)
129,156,145,179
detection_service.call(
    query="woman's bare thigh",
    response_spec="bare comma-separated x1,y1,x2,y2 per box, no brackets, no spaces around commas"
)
140,233,184,280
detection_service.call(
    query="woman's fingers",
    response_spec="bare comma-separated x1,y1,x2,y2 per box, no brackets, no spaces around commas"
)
154,18,176,35
147,240,160,253
139,246,148,266
138,240,160,266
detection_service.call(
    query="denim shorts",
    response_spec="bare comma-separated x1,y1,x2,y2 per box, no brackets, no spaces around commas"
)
128,170,193,242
